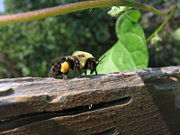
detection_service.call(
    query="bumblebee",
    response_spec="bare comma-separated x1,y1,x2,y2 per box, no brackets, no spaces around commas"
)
50,51,100,79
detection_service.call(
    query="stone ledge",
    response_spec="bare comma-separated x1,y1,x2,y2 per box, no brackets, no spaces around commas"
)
0,66,179,135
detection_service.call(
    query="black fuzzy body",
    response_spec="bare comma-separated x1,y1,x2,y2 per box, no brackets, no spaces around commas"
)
50,56,80,78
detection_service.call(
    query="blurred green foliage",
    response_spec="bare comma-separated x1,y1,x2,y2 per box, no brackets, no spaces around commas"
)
0,0,117,78
172,28,180,45
139,0,180,67
0,0,179,78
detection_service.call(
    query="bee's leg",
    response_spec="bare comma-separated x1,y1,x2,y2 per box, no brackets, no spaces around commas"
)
78,69,82,77
84,70,87,75
90,70,93,75
55,76,59,79
95,69,97,75
63,73,68,80
91,69,97,75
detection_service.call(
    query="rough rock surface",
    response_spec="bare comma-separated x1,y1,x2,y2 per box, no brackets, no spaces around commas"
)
0,66,179,135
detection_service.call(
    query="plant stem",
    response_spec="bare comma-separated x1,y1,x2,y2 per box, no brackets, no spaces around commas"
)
0,0,176,25
147,5,176,42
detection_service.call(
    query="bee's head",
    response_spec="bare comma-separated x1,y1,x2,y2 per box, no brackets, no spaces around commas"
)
84,58,98,74
85,55,105,74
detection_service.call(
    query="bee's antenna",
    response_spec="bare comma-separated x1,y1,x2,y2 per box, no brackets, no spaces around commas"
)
98,55,106,64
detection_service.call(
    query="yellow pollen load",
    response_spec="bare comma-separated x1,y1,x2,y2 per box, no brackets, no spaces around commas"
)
60,62,70,73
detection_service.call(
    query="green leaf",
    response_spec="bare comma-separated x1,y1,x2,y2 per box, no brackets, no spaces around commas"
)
116,10,144,39
172,27,180,45
177,4,180,9
97,10,148,74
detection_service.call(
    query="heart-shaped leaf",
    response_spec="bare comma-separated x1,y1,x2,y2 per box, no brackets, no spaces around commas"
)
97,10,148,74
